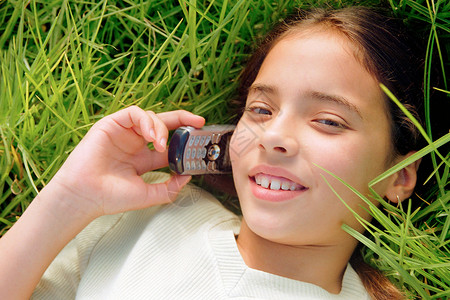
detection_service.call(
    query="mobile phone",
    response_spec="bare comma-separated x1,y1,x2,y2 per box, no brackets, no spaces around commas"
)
168,125,235,175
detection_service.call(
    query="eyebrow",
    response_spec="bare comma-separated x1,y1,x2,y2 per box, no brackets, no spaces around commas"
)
308,91,363,119
248,83,278,97
248,83,362,119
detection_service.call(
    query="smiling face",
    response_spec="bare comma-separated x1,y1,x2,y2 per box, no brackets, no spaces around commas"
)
230,29,395,246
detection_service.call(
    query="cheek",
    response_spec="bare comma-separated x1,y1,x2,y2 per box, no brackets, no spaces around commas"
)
309,135,389,192
229,120,259,165
309,141,383,223
307,134,357,169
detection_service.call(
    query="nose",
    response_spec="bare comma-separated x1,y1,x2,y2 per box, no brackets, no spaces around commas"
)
257,118,299,157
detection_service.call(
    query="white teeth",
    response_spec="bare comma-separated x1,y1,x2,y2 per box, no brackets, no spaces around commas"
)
260,176,270,189
270,179,281,190
254,174,303,191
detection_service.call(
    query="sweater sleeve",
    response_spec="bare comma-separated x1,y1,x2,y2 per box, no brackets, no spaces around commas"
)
31,172,170,299
30,213,124,299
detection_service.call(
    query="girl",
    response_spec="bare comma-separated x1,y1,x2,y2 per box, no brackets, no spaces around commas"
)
0,6,424,299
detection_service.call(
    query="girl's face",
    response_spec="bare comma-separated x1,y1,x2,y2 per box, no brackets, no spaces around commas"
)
230,30,395,246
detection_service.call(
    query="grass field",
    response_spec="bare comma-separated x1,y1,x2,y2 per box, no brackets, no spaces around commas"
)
1,0,449,298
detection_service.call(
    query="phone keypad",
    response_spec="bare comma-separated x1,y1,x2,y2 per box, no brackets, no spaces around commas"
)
212,133,220,144
184,136,209,172
204,136,211,146
207,161,216,171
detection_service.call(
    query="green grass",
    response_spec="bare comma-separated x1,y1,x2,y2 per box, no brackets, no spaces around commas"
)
0,0,449,298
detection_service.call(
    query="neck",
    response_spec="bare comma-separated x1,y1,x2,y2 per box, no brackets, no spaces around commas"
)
235,219,358,294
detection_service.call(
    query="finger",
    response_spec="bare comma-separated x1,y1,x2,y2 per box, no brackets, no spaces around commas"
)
147,111,169,152
110,106,157,143
166,175,192,202
143,174,192,205
156,110,205,131
132,148,169,175
88,111,148,155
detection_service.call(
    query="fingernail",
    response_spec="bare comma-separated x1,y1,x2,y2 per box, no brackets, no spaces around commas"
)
159,138,167,148
149,129,156,140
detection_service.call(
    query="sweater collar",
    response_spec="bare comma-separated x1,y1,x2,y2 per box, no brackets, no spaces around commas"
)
208,223,369,299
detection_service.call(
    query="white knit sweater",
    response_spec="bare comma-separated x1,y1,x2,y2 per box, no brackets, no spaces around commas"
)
32,172,370,299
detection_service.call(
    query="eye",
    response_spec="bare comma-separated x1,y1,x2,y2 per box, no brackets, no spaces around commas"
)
315,119,348,129
245,106,272,115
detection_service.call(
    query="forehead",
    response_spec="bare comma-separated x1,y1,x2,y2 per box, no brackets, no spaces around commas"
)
261,31,373,87
275,27,365,69
254,29,388,123
278,24,369,70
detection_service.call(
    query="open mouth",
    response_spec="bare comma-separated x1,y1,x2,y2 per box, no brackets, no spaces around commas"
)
250,173,308,191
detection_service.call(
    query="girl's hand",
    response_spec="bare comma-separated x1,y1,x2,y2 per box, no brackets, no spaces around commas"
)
48,106,205,220
0,106,205,298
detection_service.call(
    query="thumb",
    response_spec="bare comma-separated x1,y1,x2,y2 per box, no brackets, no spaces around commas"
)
144,175,192,206
166,175,192,202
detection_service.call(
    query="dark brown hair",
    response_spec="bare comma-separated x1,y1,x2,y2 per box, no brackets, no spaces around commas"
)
236,6,426,299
